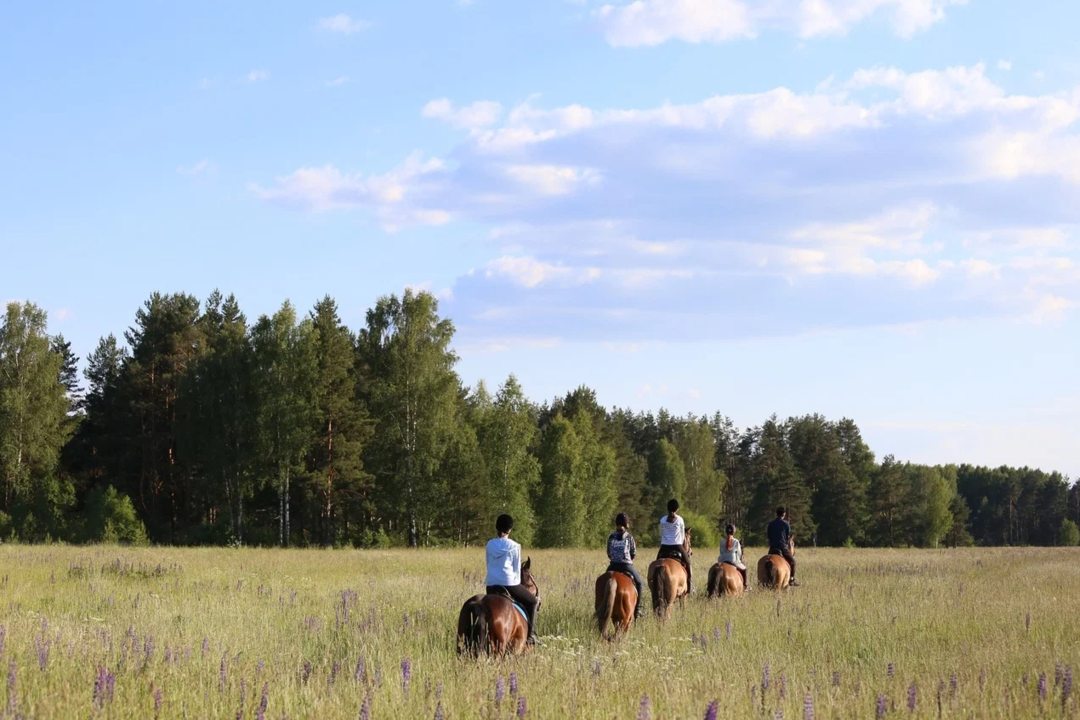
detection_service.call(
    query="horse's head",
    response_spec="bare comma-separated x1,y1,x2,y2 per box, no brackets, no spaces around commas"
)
790,536,796,555
683,528,693,557
522,556,540,606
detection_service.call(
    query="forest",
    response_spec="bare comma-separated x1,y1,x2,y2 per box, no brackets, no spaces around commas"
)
0,292,1077,549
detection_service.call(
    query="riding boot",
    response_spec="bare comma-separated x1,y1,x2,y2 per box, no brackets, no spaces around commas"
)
633,579,645,618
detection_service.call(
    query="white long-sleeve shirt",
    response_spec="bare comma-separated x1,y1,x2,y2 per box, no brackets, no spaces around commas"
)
658,514,686,546
485,536,522,586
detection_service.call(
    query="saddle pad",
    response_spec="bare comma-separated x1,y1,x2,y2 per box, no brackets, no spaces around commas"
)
510,601,528,624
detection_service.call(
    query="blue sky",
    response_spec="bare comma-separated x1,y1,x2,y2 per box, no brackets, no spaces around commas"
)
2,1,1078,479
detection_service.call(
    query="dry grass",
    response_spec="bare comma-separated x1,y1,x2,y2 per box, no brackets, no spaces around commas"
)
0,544,1076,718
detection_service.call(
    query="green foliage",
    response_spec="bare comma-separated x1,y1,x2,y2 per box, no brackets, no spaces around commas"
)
536,414,585,547
679,508,719,551
1,288,1067,551
358,290,458,547
83,485,148,545
1059,518,1080,546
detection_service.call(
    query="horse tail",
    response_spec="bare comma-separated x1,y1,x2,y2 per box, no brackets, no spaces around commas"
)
457,598,488,656
655,565,670,616
596,574,616,635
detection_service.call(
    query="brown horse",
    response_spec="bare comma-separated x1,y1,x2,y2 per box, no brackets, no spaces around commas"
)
647,529,692,619
594,570,637,639
456,558,539,657
757,539,795,590
706,562,745,598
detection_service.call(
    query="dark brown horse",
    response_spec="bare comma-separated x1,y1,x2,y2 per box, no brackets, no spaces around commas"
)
647,529,692,619
706,561,745,598
757,538,795,590
457,558,539,657
594,570,637,640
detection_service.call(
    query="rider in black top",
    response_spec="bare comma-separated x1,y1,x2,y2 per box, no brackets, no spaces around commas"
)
766,506,799,586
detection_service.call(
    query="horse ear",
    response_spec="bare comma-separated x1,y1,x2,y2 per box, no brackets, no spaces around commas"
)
523,556,531,570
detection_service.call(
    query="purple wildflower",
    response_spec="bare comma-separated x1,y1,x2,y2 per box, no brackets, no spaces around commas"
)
355,657,366,684
887,662,895,678
979,669,986,691
907,682,917,712
803,693,814,720
359,692,371,720
713,628,722,642
256,683,269,720
762,664,771,691
401,658,412,694
301,660,313,685
704,700,718,720
509,671,519,696
33,635,49,671
0,625,5,658
219,654,228,691
832,671,841,688
1038,673,1048,702
1063,666,1073,709
434,701,445,720
202,636,209,656
329,660,341,687
726,620,733,639
516,695,527,718
495,677,505,706
779,673,787,699
592,659,602,676
949,673,958,697
6,660,16,713
153,684,163,718
637,694,651,720
774,710,784,720
876,694,888,718
92,665,115,708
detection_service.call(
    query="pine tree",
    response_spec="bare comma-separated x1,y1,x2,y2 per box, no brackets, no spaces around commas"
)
307,297,370,547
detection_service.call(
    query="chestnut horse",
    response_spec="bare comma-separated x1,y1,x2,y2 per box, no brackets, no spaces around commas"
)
457,558,539,657
757,538,795,590
706,562,745,598
647,529,692,619
594,570,637,639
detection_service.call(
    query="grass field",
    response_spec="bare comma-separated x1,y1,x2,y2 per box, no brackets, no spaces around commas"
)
0,544,1076,718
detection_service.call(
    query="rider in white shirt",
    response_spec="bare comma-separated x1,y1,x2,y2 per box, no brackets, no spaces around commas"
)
656,498,693,592
485,514,538,645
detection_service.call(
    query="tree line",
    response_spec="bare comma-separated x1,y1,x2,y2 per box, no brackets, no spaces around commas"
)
1,293,1077,549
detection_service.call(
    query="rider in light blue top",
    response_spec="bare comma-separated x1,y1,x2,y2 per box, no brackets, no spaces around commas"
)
484,514,538,645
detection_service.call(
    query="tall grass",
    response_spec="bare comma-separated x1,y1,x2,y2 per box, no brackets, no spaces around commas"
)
0,545,1076,718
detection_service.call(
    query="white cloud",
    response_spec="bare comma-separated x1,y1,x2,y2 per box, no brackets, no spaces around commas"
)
596,0,966,47
997,59,1013,71
318,14,369,34
483,256,600,287
251,153,449,229
245,69,270,83
326,76,350,87
504,164,601,196
421,98,503,130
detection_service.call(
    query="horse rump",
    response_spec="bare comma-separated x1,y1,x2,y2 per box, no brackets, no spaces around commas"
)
456,595,488,657
595,573,617,636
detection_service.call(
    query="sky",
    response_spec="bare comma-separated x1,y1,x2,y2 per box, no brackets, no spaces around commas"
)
1,1,1078,479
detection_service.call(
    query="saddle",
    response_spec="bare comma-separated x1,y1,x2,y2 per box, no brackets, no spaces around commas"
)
488,588,529,624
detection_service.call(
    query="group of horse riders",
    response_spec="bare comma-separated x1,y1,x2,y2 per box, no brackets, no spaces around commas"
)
481,500,800,646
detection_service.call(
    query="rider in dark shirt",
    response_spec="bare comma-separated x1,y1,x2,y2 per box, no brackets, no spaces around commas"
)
766,506,799,586
606,512,645,618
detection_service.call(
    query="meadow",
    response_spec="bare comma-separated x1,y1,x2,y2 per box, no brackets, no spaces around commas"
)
0,545,1076,719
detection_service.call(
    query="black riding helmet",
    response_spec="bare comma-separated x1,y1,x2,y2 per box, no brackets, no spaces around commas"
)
496,514,514,534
